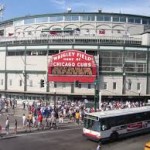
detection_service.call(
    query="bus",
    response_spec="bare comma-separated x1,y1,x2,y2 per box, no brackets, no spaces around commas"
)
83,106,150,141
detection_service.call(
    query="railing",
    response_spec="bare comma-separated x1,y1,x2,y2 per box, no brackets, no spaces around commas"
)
0,35,142,46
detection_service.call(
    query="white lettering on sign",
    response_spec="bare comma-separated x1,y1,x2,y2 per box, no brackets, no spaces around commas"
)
52,62,92,67
53,52,75,60
53,62,75,67
52,51,93,61
77,63,91,67
76,53,92,61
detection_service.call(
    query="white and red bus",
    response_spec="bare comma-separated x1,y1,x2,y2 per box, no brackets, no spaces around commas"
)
83,106,150,141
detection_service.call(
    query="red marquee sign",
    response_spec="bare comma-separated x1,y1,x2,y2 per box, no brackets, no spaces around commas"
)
48,50,97,83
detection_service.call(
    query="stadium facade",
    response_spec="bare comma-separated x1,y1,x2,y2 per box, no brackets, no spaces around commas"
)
0,10,150,102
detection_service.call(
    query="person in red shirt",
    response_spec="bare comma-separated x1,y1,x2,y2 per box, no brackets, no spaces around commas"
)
38,114,43,130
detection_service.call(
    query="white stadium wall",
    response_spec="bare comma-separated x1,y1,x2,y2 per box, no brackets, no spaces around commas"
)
0,51,6,70
0,11,149,100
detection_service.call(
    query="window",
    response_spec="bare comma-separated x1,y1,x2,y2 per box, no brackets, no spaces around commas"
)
54,82,57,88
88,84,91,89
128,81,132,90
72,15,79,21
113,82,116,90
65,15,79,21
84,119,100,132
104,15,111,21
81,15,95,21
103,82,107,89
137,83,141,90
135,18,141,24
78,83,81,88
128,17,134,23
120,17,126,22
97,15,103,21
0,30,4,36
19,80,23,86
65,16,72,21
113,16,119,22
142,19,148,24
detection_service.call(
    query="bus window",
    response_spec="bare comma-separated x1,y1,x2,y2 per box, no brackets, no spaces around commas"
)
101,118,111,131
84,118,100,132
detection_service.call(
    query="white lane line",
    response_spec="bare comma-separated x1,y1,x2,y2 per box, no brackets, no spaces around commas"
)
16,127,81,137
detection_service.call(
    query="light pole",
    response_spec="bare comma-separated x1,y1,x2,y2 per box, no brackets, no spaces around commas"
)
94,50,101,111
94,80,99,111
122,64,126,95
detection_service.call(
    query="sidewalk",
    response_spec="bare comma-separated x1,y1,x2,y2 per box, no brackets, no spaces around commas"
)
0,118,80,139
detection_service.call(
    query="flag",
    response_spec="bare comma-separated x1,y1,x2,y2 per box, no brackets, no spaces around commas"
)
99,29,105,34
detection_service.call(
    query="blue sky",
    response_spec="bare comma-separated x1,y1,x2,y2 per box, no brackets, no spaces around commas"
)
0,0,150,20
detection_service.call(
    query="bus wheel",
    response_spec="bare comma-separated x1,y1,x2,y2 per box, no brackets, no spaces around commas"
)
110,132,118,142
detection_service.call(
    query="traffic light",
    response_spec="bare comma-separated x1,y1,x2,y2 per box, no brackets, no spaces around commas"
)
40,79,44,87
75,80,79,87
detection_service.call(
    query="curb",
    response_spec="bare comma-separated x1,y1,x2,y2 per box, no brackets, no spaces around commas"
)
0,135,17,140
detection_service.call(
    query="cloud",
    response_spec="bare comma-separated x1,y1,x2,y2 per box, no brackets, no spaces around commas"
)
50,0,65,5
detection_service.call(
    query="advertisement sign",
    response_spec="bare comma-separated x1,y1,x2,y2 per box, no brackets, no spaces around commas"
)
48,50,96,82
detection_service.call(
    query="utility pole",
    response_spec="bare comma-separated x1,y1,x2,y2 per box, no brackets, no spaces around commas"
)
94,50,101,111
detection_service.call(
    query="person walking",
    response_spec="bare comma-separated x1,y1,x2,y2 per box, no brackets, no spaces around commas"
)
22,114,26,128
75,110,80,125
96,142,101,150
0,123,2,137
14,119,17,134
5,117,9,135
23,101,26,110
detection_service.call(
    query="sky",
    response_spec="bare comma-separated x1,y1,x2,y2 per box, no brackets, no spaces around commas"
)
0,0,150,20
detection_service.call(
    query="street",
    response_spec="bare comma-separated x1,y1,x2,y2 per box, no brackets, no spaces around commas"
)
0,126,150,150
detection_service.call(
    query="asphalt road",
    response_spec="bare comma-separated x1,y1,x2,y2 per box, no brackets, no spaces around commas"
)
0,126,150,150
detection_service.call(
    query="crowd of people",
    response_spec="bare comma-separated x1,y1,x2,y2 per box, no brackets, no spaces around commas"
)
0,97,148,136
0,98,17,113
22,100,84,132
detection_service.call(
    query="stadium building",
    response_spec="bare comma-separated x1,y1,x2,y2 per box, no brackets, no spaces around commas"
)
0,10,150,102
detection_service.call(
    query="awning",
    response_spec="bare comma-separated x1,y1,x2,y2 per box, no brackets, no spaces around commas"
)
63,28,73,32
42,28,74,32
42,28,62,32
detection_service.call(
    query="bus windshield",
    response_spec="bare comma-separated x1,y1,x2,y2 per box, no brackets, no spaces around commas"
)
84,118,100,132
